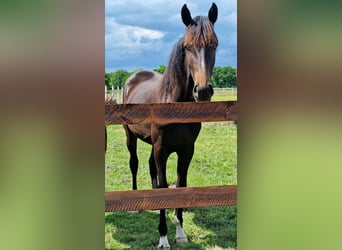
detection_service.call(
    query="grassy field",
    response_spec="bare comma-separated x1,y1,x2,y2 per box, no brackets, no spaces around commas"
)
105,93,237,250
212,89,237,102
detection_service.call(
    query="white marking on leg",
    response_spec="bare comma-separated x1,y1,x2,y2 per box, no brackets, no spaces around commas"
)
158,236,170,250
174,215,188,244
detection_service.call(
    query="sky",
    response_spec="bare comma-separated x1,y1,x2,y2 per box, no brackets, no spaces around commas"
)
105,0,236,72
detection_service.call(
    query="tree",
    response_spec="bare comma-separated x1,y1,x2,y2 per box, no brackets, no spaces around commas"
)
112,70,131,88
105,70,131,88
105,73,111,88
211,66,222,88
153,65,166,74
211,66,237,88
223,66,237,87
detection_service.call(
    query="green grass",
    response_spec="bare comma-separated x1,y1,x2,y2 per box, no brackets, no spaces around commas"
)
105,122,237,191
105,206,237,250
105,121,237,249
212,90,237,102
105,95,237,249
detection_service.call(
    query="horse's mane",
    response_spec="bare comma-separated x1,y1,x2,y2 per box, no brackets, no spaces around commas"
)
161,16,218,102
161,39,186,101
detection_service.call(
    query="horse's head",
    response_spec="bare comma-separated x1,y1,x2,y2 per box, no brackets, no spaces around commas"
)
181,3,218,102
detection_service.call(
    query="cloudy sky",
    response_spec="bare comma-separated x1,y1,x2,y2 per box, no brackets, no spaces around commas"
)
105,0,236,72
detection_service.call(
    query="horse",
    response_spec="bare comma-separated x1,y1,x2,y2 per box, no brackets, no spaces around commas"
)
122,3,218,249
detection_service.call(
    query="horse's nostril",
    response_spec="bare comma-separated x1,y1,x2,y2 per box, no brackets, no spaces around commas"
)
193,84,214,101
193,84,199,93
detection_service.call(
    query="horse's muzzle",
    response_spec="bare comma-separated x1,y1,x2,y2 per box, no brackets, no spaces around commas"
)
193,84,214,101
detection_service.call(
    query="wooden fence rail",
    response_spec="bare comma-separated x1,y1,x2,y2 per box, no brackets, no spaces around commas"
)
105,185,237,212
105,101,237,125
105,101,237,212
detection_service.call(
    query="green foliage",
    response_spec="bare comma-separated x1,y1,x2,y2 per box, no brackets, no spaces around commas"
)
211,66,237,88
105,65,237,88
153,65,166,74
105,70,132,89
105,72,110,87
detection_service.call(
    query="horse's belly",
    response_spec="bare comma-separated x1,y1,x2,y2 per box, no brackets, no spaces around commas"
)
128,124,152,144
153,123,201,149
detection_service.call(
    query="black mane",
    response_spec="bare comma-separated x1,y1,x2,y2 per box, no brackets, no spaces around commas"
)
161,39,193,102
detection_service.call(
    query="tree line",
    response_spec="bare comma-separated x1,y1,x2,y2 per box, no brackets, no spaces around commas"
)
105,65,237,89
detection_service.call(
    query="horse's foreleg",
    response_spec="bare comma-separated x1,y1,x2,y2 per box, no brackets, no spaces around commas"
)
158,209,170,250
154,147,170,250
149,147,164,216
174,148,194,244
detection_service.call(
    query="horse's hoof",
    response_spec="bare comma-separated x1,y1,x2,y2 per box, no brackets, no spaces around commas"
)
158,236,170,250
176,237,188,244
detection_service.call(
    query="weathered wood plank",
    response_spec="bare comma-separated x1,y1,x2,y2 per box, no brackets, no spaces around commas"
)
105,185,237,212
105,101,237,125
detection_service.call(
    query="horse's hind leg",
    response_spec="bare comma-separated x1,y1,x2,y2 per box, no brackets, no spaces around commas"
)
124,125,139,190
174,147,194,244
150,148,163,216
149,147,158,189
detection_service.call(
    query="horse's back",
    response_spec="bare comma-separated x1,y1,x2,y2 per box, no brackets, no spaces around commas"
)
123,70,162,104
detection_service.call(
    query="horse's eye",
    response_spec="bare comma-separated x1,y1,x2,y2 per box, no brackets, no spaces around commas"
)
208,44,217,49
183,44,191,50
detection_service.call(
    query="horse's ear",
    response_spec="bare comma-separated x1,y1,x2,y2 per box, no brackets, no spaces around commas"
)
208,3,218,24
181,4,192,26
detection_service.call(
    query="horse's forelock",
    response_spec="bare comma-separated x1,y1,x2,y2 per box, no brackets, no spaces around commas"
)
183,16,218,47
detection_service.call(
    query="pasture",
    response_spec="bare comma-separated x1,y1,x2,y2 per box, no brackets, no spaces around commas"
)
105,94,237,249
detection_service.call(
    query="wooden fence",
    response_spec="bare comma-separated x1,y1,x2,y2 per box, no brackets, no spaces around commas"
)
105,100,237,212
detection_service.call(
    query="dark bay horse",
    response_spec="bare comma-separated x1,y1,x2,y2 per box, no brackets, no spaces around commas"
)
123,3,218,249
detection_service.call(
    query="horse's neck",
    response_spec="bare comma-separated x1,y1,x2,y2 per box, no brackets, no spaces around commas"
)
160,71,193,103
